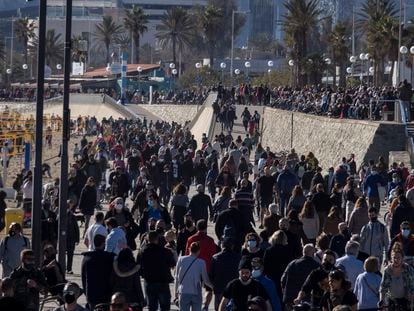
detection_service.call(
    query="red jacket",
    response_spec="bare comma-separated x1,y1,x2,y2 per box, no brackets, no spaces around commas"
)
185,231,217,273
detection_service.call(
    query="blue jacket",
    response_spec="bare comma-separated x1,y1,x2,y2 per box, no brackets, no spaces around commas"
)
364,173,386,198
277,170,299,195
255,274,282,311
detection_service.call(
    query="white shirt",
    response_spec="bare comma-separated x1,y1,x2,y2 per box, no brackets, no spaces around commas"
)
85,222,107,251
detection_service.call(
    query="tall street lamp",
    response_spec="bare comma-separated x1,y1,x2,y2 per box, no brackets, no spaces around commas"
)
324,58,331,87
369,66,374,86
230,10,250,86
410,46,414,83
220,62,226,84
401,45,408,81
195,62,202,87
267,60,274,85
359,53,367,83
171,68,177,91
22,64,28,84
137,66,143,95
244,61,251,83
288,59,294,87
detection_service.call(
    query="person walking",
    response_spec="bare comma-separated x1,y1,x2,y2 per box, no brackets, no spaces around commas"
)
111,248,145,309
175,242,213,311
78,177,97,237
0,223,30,277
84,211,107,251
138,230,176,311
82,234,115,311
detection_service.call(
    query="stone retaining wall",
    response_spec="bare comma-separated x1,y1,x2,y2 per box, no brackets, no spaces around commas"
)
139,104,199,124
261,107,406,169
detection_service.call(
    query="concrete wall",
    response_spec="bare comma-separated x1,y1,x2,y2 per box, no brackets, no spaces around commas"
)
261,107,406,169
140,104,200,125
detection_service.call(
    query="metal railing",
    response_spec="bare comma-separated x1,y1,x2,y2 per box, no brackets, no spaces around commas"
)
398,100,414,165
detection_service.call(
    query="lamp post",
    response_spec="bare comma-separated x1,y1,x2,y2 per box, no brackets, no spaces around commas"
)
267,60,274,85
137,66,143,96
359,53,367,83
410,46,414,83
324,58,331,87
56,64,62,87
230,10,250,86
369,66,374,86
106,65,111,92
346,67,352,86
171,68,177,91
6,68,11,85
220,62,226,84
22,64,28,83
244,61,251,83
288,59,294,87
195,62,202,88
401,45,408,81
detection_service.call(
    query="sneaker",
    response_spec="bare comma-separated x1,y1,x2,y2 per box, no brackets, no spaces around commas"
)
67,270,74,275
259,224,264,229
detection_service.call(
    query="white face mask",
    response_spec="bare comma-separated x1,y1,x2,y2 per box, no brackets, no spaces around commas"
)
115,204,123,211
247,240,257,250
251,269,262,278
402,229,411,238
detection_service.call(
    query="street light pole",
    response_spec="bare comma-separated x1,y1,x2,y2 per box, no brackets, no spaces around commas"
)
33,0,48,268
58,0,73,274
230,10,249,87
398,0,403,84
230,10,235,86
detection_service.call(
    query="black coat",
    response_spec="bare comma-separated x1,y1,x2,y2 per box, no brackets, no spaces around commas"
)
111,261,145,306
137,243,175,283
211,249,241,294
188,193,212,223
281,256,321,304
263,244,295,298
215,207,250,249
78,185,97,216
81,250,115,305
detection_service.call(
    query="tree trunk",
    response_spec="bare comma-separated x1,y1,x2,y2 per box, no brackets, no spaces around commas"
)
209,42,214,67
106,43,110,64
172,36,177,66
136,35,140,64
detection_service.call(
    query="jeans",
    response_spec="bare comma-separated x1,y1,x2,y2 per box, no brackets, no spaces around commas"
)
145,282,171,311
179,293,202,311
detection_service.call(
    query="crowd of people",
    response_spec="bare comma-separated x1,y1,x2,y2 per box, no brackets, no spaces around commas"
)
215,79,414,121
0,89,414,311
0,88,63,102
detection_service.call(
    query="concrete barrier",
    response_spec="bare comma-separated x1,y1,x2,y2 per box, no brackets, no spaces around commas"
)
261,107,405,169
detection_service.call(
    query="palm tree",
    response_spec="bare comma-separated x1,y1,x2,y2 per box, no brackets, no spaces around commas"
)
94,15,123,64
156,7,194,67
30,29,64,68
359,0,397,85
199,5,223,66
283,0,321,86
115,34,131,53
328,22,350,87
14,17,36,65
124,5,148,64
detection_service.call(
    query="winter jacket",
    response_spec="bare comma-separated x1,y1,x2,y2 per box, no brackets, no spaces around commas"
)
111,261,145,306
281,256,320,304
138,243,175,283
78,185,97,216
81,250,115,305
359,221,389,261
348,206,369,235
391,202,414,238
210,249,241,294
364,173,386,198
277,170,299,195
188,192,212,224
